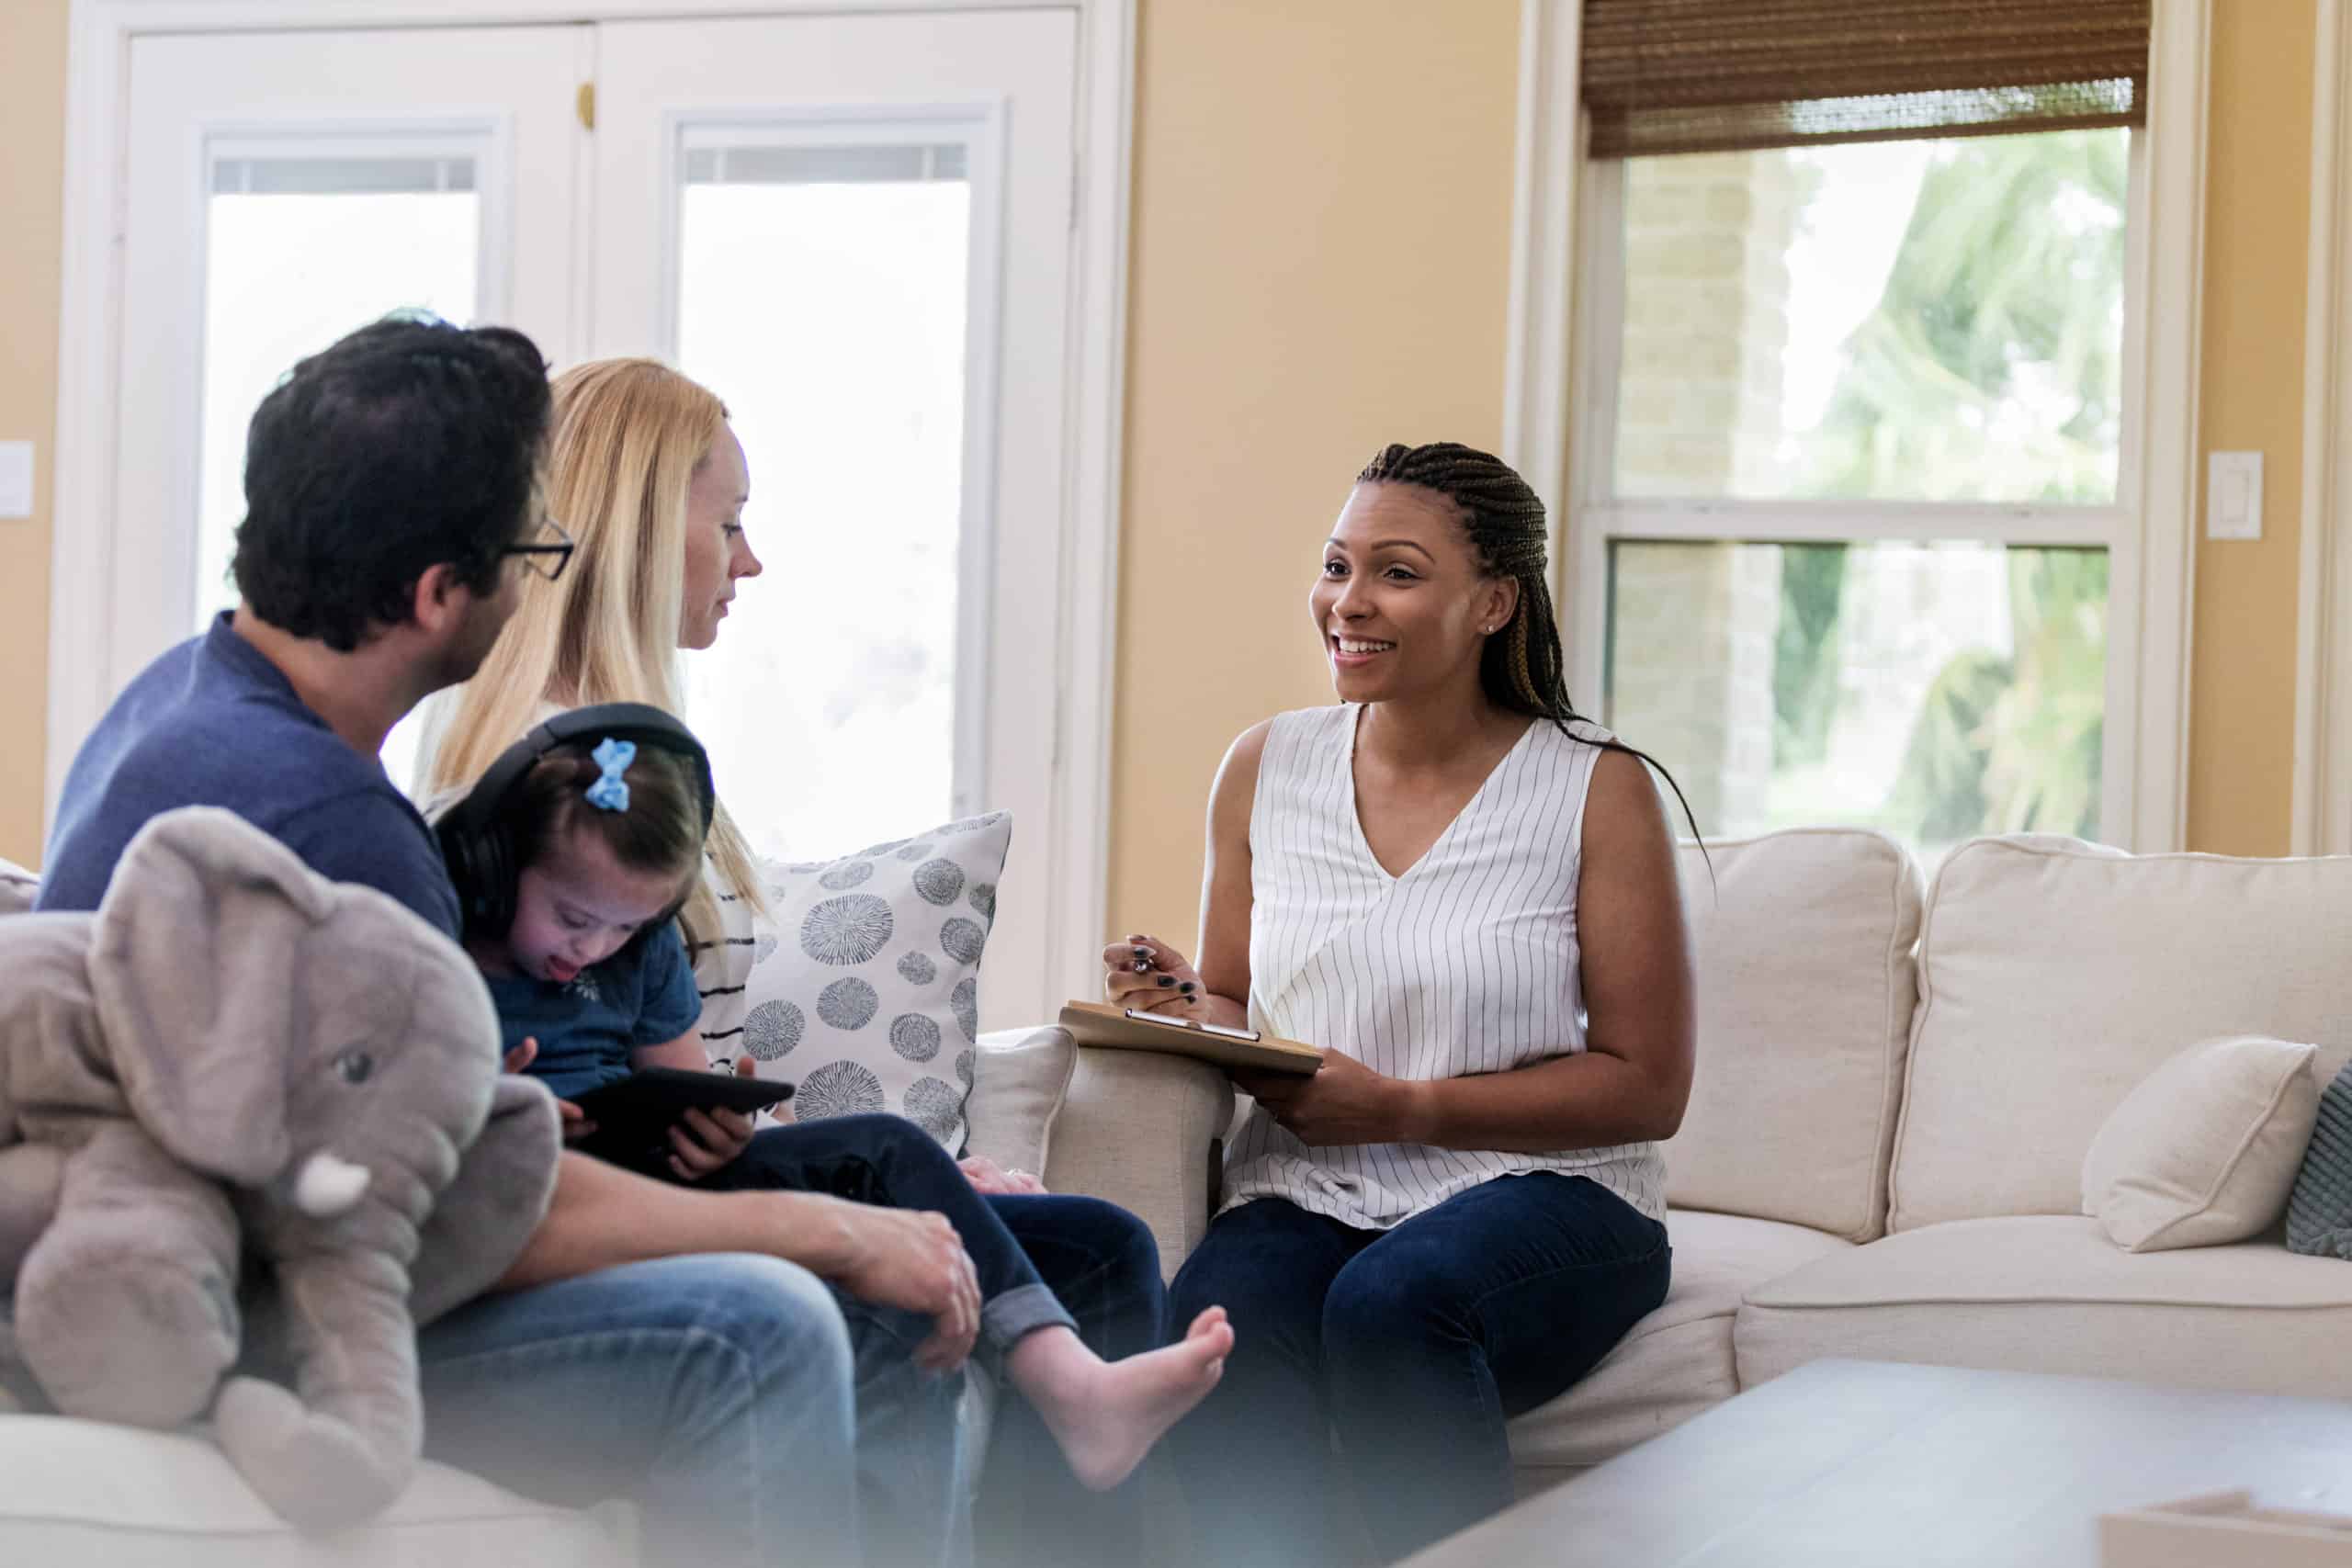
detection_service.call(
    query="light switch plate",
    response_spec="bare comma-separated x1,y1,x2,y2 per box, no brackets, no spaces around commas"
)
2207,450,2263,540
0,441,31,521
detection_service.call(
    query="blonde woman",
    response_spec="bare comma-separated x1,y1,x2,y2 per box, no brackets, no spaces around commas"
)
425,358,1198,1568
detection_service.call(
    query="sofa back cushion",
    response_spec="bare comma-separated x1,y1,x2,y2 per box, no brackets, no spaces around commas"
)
1889,837,2352,1233
1665,829,1921,1242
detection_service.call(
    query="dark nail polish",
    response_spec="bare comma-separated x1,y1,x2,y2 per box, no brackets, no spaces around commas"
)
1180,981,1198,994
1157,974,1177,987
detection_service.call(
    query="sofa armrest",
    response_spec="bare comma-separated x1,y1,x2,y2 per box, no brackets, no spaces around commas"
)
1045,1048,1233,1279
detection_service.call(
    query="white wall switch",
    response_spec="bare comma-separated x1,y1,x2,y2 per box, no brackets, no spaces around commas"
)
0,442,31,521
2207,449,2263,540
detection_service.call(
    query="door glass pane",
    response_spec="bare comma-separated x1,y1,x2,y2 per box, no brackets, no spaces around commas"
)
1604,541,2109,863
1611,129,2129,504
675,137,971,862
198,153,481,629
199,152,480,795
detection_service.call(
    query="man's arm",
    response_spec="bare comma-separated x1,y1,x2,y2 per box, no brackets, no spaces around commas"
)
496,1149,841,1285
500,1150,983,1371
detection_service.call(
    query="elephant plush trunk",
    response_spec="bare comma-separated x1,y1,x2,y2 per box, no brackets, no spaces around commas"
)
213,1241,424,1529
293,1149,372,1217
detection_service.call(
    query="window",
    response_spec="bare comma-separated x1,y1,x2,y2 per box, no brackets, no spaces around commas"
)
673,135,974,861
1569,2,2151,862
197,151,483,637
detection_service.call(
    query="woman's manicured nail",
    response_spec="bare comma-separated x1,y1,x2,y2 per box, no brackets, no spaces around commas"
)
1157,974,1176,987
1180,981,1197,995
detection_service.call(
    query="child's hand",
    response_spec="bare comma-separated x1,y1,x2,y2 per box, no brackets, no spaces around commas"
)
507,1036,598,1141
665,1058,761,1180
556,1099,599,1144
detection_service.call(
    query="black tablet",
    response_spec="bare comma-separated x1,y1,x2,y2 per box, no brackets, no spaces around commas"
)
570,1067,795,1169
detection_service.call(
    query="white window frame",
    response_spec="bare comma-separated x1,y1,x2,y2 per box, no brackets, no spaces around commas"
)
2296,0,2352,855
51,0,1136,1010
1502,0,2211,853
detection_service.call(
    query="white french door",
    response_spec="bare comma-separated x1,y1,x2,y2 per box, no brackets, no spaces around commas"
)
92,7,1092,1030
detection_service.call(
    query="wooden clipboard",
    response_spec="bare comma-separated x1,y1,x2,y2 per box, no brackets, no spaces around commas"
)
1058,1000,1323,1076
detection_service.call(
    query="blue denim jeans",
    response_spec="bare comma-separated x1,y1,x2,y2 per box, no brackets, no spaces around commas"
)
1166,1173,1671,1567
414,1253,968,1568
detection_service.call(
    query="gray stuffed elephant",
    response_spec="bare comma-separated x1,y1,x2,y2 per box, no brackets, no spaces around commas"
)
0,807,561,1529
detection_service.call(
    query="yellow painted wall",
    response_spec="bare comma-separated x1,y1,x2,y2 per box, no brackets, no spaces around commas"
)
0,0,2322,888
0,0,65,869
1108,0,1524,943
2188,0,2313,854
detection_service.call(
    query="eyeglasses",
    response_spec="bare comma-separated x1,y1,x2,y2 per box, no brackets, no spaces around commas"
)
504,517,576,582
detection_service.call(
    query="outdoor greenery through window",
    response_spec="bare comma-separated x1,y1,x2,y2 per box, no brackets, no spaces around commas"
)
1598,129,2127,861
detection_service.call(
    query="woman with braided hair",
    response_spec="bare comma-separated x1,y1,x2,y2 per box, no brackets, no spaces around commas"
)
1101,441,1696,1565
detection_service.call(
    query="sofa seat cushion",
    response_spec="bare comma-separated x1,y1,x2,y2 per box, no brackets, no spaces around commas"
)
0,1415,631,1565
1736,1214,2352,1399
1508,1210,1853,1472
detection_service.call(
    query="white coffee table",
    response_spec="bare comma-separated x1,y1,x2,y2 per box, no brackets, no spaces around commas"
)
1403,1359,2352,1567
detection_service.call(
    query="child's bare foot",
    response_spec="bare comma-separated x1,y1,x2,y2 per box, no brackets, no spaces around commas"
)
1016,1306,1234,1492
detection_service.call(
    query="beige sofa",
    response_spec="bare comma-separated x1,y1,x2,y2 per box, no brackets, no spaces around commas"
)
1057,829,2352,1498
7,828,2352,1557
0,851,1229,1563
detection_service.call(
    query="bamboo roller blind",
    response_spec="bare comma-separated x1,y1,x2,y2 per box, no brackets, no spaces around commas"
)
1582,0,2151,157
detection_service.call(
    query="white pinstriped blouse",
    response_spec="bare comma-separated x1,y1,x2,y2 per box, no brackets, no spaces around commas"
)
1222,705,1668,1230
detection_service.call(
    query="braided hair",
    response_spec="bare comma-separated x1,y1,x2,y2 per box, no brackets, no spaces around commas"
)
1353,441,1703,845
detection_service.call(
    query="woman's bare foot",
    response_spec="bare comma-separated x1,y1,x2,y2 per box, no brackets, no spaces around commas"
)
1011,1306,1235,1491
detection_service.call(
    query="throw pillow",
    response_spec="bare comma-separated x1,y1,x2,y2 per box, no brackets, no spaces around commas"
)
962,1025,1080,1180
2080,1035,2320,1253
0,858,35,917
700,812,1012,1152
2287,1059,2352,1260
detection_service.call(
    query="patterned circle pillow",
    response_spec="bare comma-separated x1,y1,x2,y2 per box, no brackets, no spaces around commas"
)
693,812,1011,1152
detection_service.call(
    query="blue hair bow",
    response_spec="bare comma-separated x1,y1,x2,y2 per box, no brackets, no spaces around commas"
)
585,738,636,813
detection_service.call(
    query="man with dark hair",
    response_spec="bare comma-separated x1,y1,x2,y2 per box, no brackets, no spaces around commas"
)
39,316,978,1568
42,316,551,925
231,315,551,655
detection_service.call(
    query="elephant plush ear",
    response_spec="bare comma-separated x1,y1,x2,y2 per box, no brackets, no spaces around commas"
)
409,1075,561,1327
86,807,332,1187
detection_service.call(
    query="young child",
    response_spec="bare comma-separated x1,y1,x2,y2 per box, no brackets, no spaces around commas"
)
457,729,1233,1491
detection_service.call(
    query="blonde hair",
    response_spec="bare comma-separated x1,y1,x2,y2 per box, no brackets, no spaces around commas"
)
426,357,766,942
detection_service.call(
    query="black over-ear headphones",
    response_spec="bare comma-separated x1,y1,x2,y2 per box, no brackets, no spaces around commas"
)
437,702,718,944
